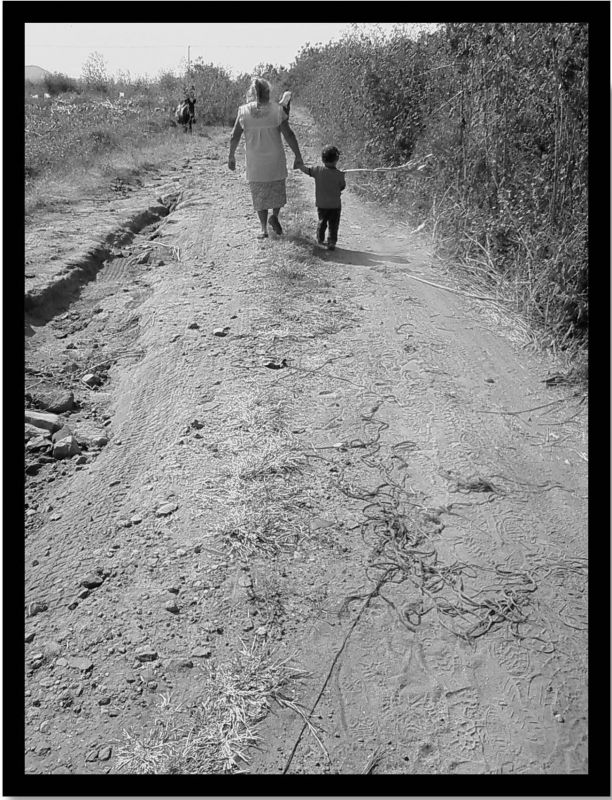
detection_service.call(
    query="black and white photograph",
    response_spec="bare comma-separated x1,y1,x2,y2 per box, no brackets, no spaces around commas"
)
10,1,608,794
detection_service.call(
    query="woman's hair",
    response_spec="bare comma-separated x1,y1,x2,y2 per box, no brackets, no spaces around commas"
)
247,77,271,104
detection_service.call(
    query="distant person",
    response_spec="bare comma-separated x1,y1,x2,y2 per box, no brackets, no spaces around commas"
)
279,90,292,118
228,77,304,240
295,145,346,250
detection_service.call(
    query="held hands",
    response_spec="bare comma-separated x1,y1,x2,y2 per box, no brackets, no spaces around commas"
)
227,155,236,171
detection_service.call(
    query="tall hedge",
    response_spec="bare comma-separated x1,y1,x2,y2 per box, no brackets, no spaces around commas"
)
290,23,588,347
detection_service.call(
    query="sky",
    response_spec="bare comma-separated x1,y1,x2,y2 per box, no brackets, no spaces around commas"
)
25,22,438,80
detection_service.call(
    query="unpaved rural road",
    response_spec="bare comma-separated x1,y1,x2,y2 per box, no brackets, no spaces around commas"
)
24,109,588,775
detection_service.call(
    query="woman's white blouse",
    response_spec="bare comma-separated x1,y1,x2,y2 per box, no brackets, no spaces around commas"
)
238,101,288,182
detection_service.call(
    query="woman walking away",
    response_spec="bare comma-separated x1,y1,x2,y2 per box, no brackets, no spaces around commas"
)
228,77,304,239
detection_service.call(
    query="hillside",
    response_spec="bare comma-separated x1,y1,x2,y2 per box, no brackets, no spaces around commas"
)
25,65,50,82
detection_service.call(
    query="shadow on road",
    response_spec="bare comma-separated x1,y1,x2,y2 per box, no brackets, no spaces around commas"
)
315,247,410,268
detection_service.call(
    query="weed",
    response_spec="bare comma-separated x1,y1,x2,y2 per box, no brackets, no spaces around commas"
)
115,642,307,774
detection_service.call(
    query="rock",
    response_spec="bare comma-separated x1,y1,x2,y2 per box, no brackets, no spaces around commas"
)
80,572,104,589
93,435,109,447
52,425,73,443
255,626,268,637
82,373,101,387
43,640,61,658
25,423,51,441
167,585,180,594
25,410,62,432
56,657,68,667
135,647,158,662
53,436,81,459
98,695,111,706
85,750,99,762
238,574,253,588
27,600,48,617
38,391,75,414
68,657,94,672
164,599,180,614
213,327,230,337
26,436,52,452
25,630,36,643
169,657,193,670
190,419,205,430
243,621,254,631
130,515,143,525
191,647,212,659
78,588,91,599
155,502,178,517
75,455,88,465
98,746,112,761
187,322,200,330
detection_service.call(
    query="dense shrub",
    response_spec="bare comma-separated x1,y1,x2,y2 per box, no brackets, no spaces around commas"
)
290,23,588,348
44,72,80,96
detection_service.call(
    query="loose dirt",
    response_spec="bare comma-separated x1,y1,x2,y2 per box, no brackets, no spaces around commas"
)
23,109,588,776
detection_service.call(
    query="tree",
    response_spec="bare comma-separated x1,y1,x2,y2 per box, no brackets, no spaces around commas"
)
81,51,110,93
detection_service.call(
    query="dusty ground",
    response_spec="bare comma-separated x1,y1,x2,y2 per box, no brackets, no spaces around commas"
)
23,109,588,778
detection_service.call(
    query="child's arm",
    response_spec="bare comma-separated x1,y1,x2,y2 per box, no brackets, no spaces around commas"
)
294,159,311,175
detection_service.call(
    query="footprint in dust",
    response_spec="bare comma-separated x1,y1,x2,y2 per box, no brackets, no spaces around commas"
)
392,641,441,702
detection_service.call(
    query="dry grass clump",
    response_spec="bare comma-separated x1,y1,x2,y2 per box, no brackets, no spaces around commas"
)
115,641,307,774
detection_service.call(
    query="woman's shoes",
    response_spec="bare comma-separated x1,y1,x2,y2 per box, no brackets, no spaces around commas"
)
256,231,269,239
269,215,283,235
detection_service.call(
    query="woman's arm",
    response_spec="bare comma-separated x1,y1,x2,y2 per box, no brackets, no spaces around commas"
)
279,119,303,166
228,117,243,170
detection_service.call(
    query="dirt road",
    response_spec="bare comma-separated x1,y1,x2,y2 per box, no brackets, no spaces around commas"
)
23,110,588,776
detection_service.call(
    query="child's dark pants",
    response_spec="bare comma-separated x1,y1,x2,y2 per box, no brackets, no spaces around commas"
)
317,208,341,245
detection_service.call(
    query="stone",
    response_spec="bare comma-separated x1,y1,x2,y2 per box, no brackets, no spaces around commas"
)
130,515,143,525
28,600,48,617
85,750,99,762
82,373,101,387
39,391,75,414
213,327,230,337
52,425,73,443
26,436,53,452
167,585,180,594
191,647,212,659
164,599,180,614
98,695,111,706
255,626,268,637
169,658,193,670
187,322,200,330
43,640,61,658
156,502,178,517
53,436,81,459
25,423,51,441
93,435,109,447
25,630,36,643
238,574,253,588
80,572,104,589
98,746,112,761
135,647,158,662
68,657,94,672
25,410,62,432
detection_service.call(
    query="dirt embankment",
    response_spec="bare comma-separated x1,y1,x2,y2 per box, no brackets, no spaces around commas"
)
23,110,588,778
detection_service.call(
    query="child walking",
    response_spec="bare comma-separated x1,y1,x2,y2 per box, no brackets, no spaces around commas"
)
295,146,345,250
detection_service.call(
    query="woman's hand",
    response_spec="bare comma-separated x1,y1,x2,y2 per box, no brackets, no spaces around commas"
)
227,155,236,171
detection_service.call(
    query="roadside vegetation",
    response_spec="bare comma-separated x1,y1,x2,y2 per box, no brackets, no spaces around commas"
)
290,23,588,363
